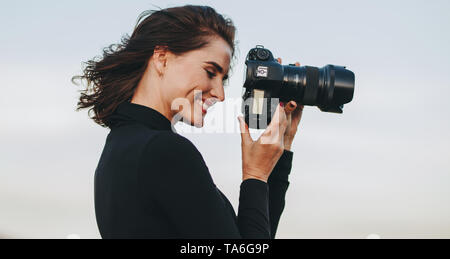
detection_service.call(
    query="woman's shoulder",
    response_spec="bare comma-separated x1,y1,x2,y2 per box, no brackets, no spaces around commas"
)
142,130,206,166
109,121,201,160
139,131,214,185
148,131,198,151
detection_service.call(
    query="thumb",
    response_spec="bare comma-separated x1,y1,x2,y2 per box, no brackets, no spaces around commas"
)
284,101,298,115
238,116,252,144
267,103,287,139
259,104,287,145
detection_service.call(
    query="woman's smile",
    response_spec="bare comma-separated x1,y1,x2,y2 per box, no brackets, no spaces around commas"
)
195,95,217,115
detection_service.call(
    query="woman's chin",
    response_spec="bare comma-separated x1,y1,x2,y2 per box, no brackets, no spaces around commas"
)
192,117,205,128
187,120,204,128
182,115,204,128
193,122,204,128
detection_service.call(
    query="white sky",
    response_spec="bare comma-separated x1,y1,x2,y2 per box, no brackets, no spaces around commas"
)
1,0,449,238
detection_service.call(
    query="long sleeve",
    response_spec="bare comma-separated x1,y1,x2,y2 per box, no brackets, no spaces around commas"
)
138,132,270,239
267,150,293,239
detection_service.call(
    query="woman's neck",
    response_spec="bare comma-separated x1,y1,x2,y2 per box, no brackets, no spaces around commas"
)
131,76,173,122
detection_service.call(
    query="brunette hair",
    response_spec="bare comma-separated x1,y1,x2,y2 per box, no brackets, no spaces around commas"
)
72,5,237,128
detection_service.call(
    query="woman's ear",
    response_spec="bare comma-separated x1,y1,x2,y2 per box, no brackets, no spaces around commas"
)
152,46,169,77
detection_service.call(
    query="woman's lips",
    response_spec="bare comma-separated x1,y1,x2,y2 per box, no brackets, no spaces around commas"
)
197,98,216,114
202,100,209,114
196,98,208,114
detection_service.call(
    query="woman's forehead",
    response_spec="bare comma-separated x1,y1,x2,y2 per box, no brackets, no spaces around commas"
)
201,39,232,66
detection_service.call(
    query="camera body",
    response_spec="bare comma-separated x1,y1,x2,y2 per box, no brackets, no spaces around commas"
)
242,45,355,129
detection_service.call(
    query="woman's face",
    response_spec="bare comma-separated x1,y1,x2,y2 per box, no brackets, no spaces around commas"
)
161,37,232,127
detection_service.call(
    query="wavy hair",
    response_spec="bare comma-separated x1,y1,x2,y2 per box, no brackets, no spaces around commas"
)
72,5,237,128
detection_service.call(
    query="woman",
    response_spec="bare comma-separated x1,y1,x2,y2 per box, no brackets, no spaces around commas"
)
74,5,303,239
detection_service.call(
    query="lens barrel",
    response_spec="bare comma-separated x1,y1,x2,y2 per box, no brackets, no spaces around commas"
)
281,64,355,113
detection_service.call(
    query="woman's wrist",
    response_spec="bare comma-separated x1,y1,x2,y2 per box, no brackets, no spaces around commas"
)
242,173,268,183
284,139,293,151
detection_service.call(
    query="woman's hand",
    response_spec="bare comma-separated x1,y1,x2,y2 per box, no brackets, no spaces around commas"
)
276,58,304,151
238,104,288,183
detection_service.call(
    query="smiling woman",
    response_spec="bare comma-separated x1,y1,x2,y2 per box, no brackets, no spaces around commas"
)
72,5,236,128
73,4,300,239
131,35,232,127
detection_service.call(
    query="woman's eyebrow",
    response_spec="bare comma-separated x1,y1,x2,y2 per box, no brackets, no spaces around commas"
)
204,61,224,73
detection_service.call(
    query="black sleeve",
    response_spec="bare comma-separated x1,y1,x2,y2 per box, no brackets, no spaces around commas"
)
267,150,293,239
138,132,270,239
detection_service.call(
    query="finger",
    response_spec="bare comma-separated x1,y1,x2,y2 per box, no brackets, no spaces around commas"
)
291,105,304,126
273,103,288,140
277,57,282,64
263,104,287,143
295,62,300,67
270,103,286,126
284,101,297,114
238,116,252,144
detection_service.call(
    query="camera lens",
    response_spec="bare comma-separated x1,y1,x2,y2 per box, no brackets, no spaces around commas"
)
280,65,355,113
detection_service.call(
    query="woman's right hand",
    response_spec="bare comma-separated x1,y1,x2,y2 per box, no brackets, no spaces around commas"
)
238,103,290,183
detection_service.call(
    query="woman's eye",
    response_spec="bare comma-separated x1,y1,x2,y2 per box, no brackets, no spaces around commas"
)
205,69,229,86
206,70,215,79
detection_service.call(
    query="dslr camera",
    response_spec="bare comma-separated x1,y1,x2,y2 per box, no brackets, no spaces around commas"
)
242,45,355,129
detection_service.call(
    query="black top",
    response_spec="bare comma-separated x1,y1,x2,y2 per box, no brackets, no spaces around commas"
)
94,101,293,239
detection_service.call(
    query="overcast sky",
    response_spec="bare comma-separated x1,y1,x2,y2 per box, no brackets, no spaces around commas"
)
1,0,449,238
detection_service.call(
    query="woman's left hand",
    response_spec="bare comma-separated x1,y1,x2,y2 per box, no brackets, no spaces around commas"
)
276,58,305,151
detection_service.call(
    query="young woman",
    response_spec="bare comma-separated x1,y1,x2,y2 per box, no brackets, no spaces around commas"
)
74,5,303,239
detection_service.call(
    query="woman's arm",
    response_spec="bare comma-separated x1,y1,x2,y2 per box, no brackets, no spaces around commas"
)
138,132,270,239
267,150,293,239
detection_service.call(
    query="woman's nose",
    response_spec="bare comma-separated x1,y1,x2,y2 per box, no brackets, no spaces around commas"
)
210,82,225,102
